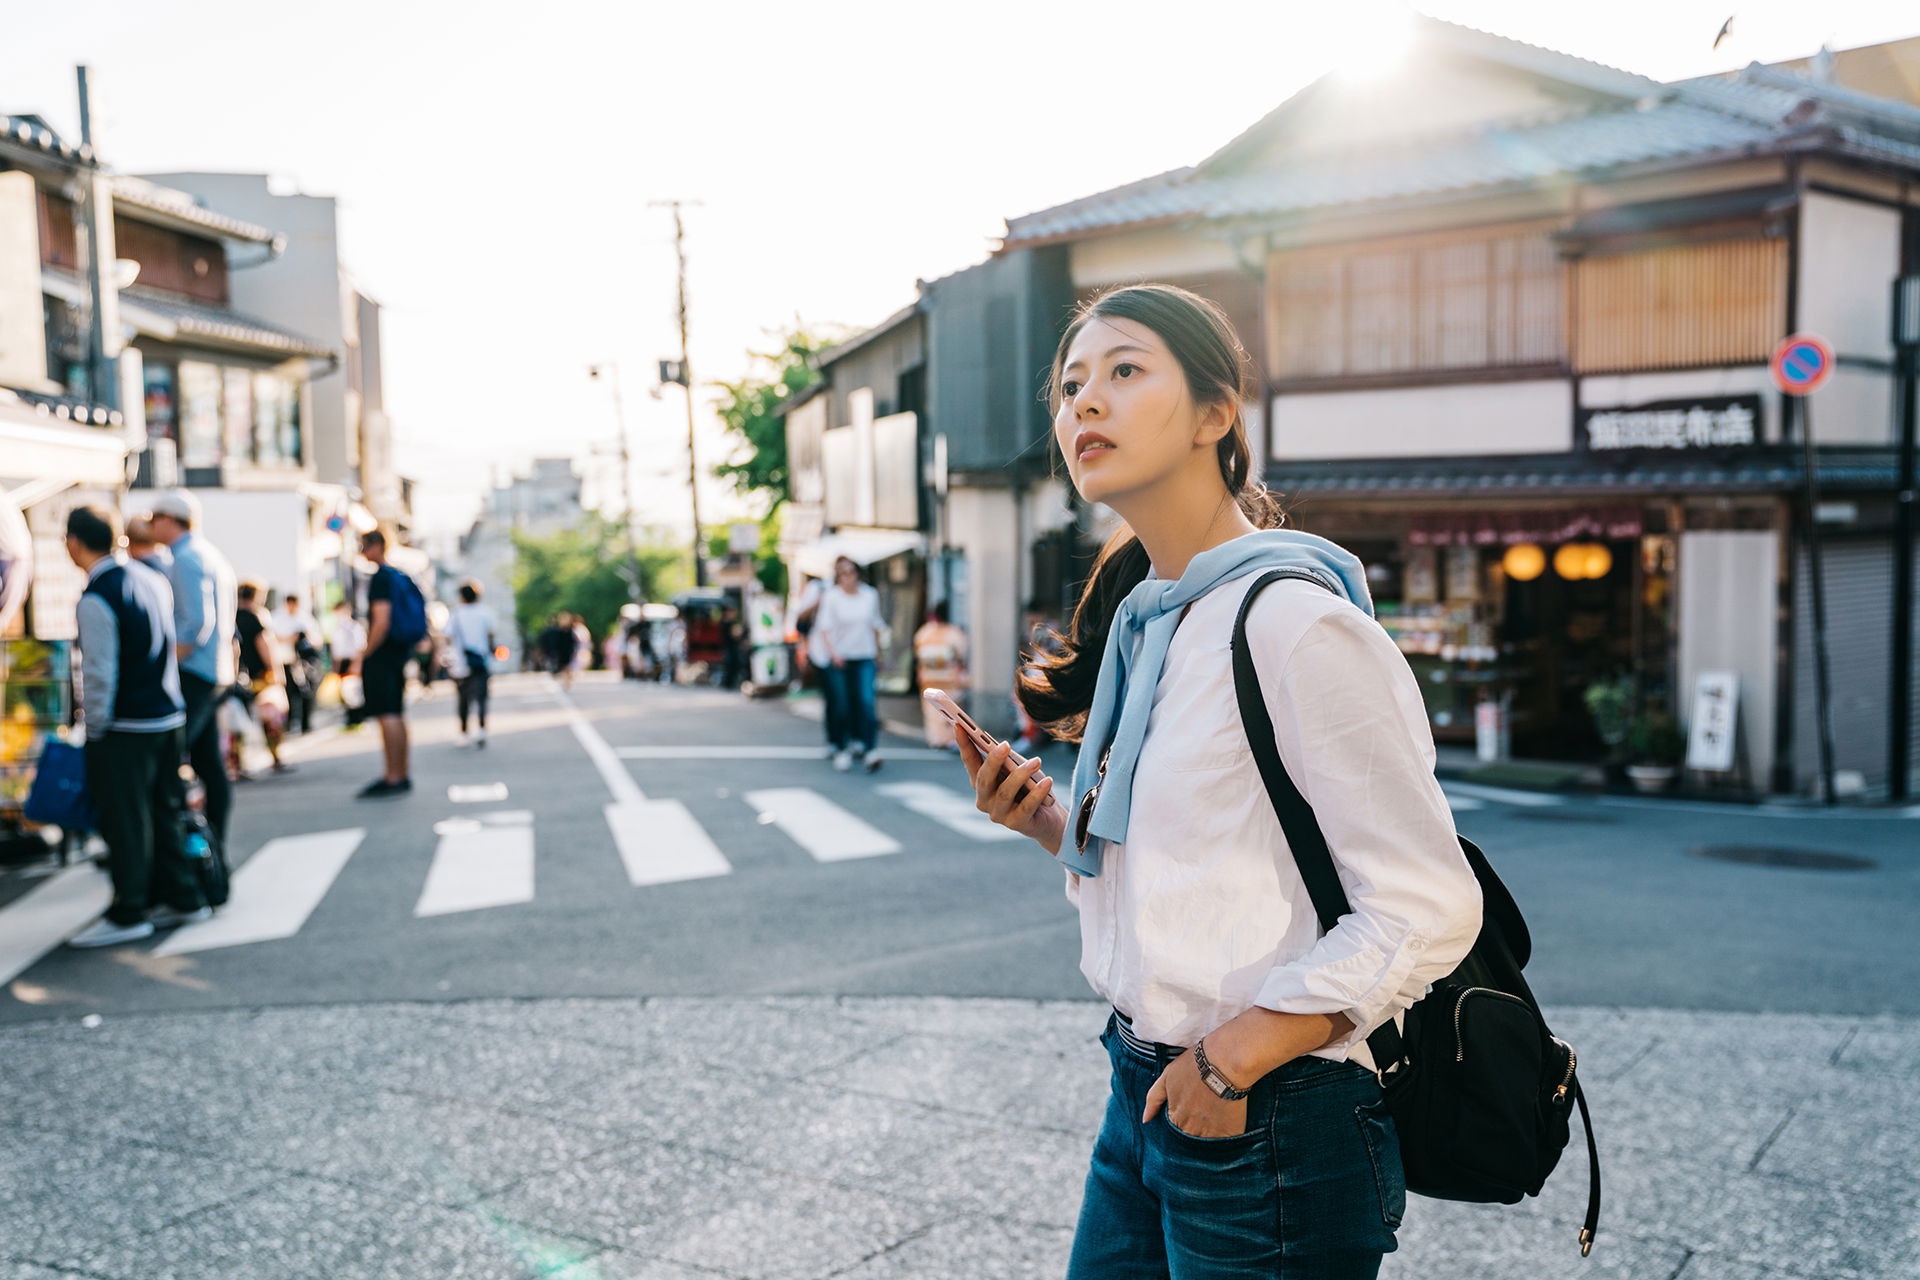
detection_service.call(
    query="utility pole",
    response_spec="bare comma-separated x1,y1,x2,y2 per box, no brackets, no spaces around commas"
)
74,66,120,414
653,199,706,586
588,363,641,601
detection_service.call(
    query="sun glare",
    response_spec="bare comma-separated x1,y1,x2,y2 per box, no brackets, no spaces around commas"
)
1324,2,1417,84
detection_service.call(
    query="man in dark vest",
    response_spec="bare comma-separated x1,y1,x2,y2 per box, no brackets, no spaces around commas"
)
63,505,208,949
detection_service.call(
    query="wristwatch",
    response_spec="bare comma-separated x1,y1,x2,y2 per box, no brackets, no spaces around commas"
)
1192,1038,1250,1101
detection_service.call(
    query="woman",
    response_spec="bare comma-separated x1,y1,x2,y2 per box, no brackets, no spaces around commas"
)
447,580,496,747
231,582,292,777
815,555,886,773
959,285,1483,1278
912,601,968,750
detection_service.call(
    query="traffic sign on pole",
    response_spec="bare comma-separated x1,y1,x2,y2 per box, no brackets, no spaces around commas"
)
1771,333,1834,397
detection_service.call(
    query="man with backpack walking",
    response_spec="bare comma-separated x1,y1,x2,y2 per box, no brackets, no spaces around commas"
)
355,529,424,798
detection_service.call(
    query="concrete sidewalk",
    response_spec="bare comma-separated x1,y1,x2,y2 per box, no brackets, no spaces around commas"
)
4,996,1913,1279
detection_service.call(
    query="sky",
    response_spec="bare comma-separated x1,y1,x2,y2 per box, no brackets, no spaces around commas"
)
9,1,1916,543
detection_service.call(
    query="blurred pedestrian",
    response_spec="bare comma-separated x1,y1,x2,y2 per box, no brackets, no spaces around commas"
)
816,556,887,773
234,582,293,776
328,599,367,728
149,488,236,854
356,529,418,797
62,505,205,949
273,592,321,735
447,580,496,747
540,614,580,690
571,615,592,679
123,513,172,573
719,606,746,688
793,576,839,746
913,601,969,750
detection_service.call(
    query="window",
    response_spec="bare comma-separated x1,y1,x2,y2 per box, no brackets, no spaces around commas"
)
253,372,301,466
177,362,223,467
1572,238,1785,372
1269,231,1564,381
222,367,253,463
143,364,176,441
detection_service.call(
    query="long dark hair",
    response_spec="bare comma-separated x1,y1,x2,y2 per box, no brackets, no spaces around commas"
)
1017,283,1284,742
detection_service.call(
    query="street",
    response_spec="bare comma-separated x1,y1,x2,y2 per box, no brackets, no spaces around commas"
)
2,673,1916,1279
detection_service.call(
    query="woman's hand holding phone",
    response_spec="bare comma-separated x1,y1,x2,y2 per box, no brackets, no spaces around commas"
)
957,733,1066,856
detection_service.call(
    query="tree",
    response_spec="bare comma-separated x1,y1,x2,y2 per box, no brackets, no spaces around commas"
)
710,325,841,513
511,518,690,647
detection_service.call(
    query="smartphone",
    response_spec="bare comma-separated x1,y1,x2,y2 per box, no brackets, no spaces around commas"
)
923,689,1048,807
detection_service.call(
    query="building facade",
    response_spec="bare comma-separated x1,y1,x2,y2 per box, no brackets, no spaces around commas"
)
997,19,1920,797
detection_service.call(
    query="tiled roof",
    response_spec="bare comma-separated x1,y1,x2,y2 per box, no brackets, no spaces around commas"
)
118,286,334,359
1267,452,1901,498
111,176,280,245
1002,25,1920,248
0,114,92,163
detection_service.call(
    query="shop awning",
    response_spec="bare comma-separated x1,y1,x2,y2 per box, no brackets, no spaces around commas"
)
789,527,927,581
0,397,130,492
1267,451,1903,501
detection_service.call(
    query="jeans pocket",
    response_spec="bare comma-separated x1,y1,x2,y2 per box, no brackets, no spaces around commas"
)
1354,1100,1407,1230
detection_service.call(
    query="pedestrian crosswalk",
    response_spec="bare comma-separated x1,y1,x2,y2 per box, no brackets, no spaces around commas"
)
0,765,1561,982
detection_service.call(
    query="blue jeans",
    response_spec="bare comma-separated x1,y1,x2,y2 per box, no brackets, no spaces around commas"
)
821,658,877,753
1067,1014,1405,1279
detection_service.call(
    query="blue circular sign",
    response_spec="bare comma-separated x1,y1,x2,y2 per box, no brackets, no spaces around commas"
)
1771,333,1833,396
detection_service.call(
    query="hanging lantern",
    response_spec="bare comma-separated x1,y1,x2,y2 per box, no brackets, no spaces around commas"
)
1553,542,1615,580
1502,543,1546,582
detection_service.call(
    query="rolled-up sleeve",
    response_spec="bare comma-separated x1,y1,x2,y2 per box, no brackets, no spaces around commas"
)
171,550,213,650
1251,604,1483,1055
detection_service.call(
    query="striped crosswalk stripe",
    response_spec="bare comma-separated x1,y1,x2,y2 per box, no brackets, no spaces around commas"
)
0,865,113,987
607,799,732,886
155,828,366,956
743,787,901,862
416,817,535,918
874,781,1025,841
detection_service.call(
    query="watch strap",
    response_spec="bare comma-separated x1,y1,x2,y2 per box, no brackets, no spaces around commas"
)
1193,1038,1250,1101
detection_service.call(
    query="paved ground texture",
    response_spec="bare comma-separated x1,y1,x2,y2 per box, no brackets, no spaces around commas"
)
4,996,1913,1280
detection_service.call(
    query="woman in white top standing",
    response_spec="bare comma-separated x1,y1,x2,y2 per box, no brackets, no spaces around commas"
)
446,580,496,747
959,284,1483,1278
816,555,887,773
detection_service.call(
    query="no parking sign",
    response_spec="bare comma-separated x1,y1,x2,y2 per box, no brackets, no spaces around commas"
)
1771,333,1833,396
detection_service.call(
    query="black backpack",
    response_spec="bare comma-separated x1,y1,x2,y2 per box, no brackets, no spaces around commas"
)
1231,569,1602,1257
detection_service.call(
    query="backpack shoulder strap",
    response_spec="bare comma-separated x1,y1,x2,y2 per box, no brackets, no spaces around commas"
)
1230,569,1406,1072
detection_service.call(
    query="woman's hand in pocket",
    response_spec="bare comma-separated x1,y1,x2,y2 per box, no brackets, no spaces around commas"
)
957,735,1065,856
1144,1050,1249,1138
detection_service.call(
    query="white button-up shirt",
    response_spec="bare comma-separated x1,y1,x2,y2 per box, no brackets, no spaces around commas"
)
1068,571,1483,1075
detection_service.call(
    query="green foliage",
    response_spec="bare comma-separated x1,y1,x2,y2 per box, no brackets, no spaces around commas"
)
1582,675,1635,753
703,510,789,596
1626,708,1686,766
511,518,690,645
710,326,841,511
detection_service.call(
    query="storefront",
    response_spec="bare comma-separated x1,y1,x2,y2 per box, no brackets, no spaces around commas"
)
1276,444,1813,791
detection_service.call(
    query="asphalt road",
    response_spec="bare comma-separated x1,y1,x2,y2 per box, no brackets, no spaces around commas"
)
4,671,1915,1024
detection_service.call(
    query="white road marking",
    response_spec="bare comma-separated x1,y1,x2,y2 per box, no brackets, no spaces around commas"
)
614,745,953,761
744,787,901,862
415,823,535,918
0,864,113,986
875,781,1024,841
448,783,510,804
1444,794,1487,812
607,800,732,886
548,680,645,805
156,828,366,956
1441,781,1566,808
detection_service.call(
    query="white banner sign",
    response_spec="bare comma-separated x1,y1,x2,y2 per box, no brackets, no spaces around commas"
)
1686,671,1739,773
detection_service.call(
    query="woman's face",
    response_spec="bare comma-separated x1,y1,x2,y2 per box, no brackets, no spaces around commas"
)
834,559,860,589
1053,315,1224,510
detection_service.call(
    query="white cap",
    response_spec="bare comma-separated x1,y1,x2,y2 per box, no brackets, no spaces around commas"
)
149,488,202,525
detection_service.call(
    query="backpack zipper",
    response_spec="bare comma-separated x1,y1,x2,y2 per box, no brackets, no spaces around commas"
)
1551,1037,1577,1103
1452,987,1529,1062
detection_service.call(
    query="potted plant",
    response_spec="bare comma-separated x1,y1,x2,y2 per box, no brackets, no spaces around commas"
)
1624,708,1686,792
1583,675,1634,762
